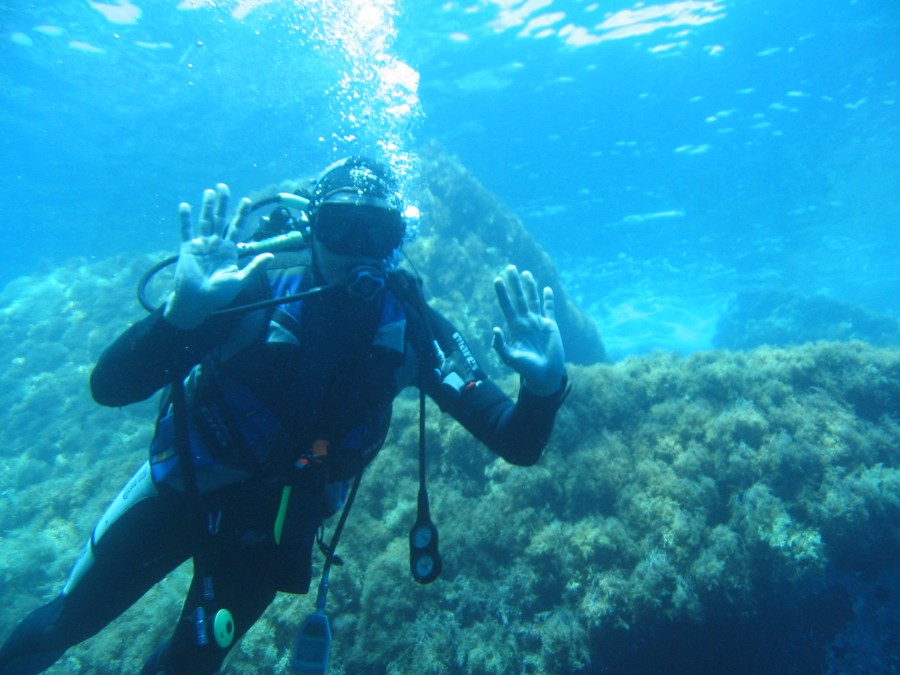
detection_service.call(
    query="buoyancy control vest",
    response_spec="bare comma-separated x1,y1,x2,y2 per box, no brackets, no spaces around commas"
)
148,250,451,491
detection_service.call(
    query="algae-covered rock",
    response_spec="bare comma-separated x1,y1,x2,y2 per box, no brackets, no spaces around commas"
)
324,342,900,674
714,289,900,351
3,250,899,674
411,142,607,370
2,178,899,673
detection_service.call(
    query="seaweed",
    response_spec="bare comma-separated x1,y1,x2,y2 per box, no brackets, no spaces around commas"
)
2,235,900,673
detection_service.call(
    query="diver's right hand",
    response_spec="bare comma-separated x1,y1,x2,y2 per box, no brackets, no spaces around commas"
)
163,183,273,330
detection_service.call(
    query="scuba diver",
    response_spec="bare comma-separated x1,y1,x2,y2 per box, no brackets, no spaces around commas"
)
0,157,568,674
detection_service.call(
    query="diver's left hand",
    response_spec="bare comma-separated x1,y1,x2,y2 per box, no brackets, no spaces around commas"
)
492,265,566,397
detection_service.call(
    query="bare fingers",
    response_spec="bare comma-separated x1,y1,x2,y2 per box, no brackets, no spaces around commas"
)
226,197,253,243
542,286,556,323
520,270,541,315
212,183,229,234
178,202,192,242
495,265,544,321
182,184,235,242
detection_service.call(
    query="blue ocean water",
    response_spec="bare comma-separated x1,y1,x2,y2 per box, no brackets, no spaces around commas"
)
1,0,898,359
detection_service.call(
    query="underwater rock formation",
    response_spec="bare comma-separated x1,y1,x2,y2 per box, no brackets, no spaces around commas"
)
714,289,900,351
2,255,899,673
320,341,900,674
1,169,899,674
411,142,608,369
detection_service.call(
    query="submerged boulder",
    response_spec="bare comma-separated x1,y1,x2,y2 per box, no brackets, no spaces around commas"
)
3,159,899,674
330,341,900,674
410,143,607,370
714,289,900,351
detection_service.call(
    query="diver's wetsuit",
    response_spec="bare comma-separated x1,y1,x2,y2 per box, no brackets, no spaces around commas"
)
0,260,566,674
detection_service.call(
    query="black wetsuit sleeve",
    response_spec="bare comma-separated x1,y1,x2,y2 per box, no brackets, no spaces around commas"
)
91,276,269,407
441,379,566,466
90,308,226,406
422,307,567,466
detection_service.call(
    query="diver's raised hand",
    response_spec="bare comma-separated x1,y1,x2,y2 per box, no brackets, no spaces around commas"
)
492,265,566,397
163,183,273,330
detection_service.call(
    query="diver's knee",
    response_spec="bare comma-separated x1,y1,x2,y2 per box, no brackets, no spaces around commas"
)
64,462,158,597
0,595,67,673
